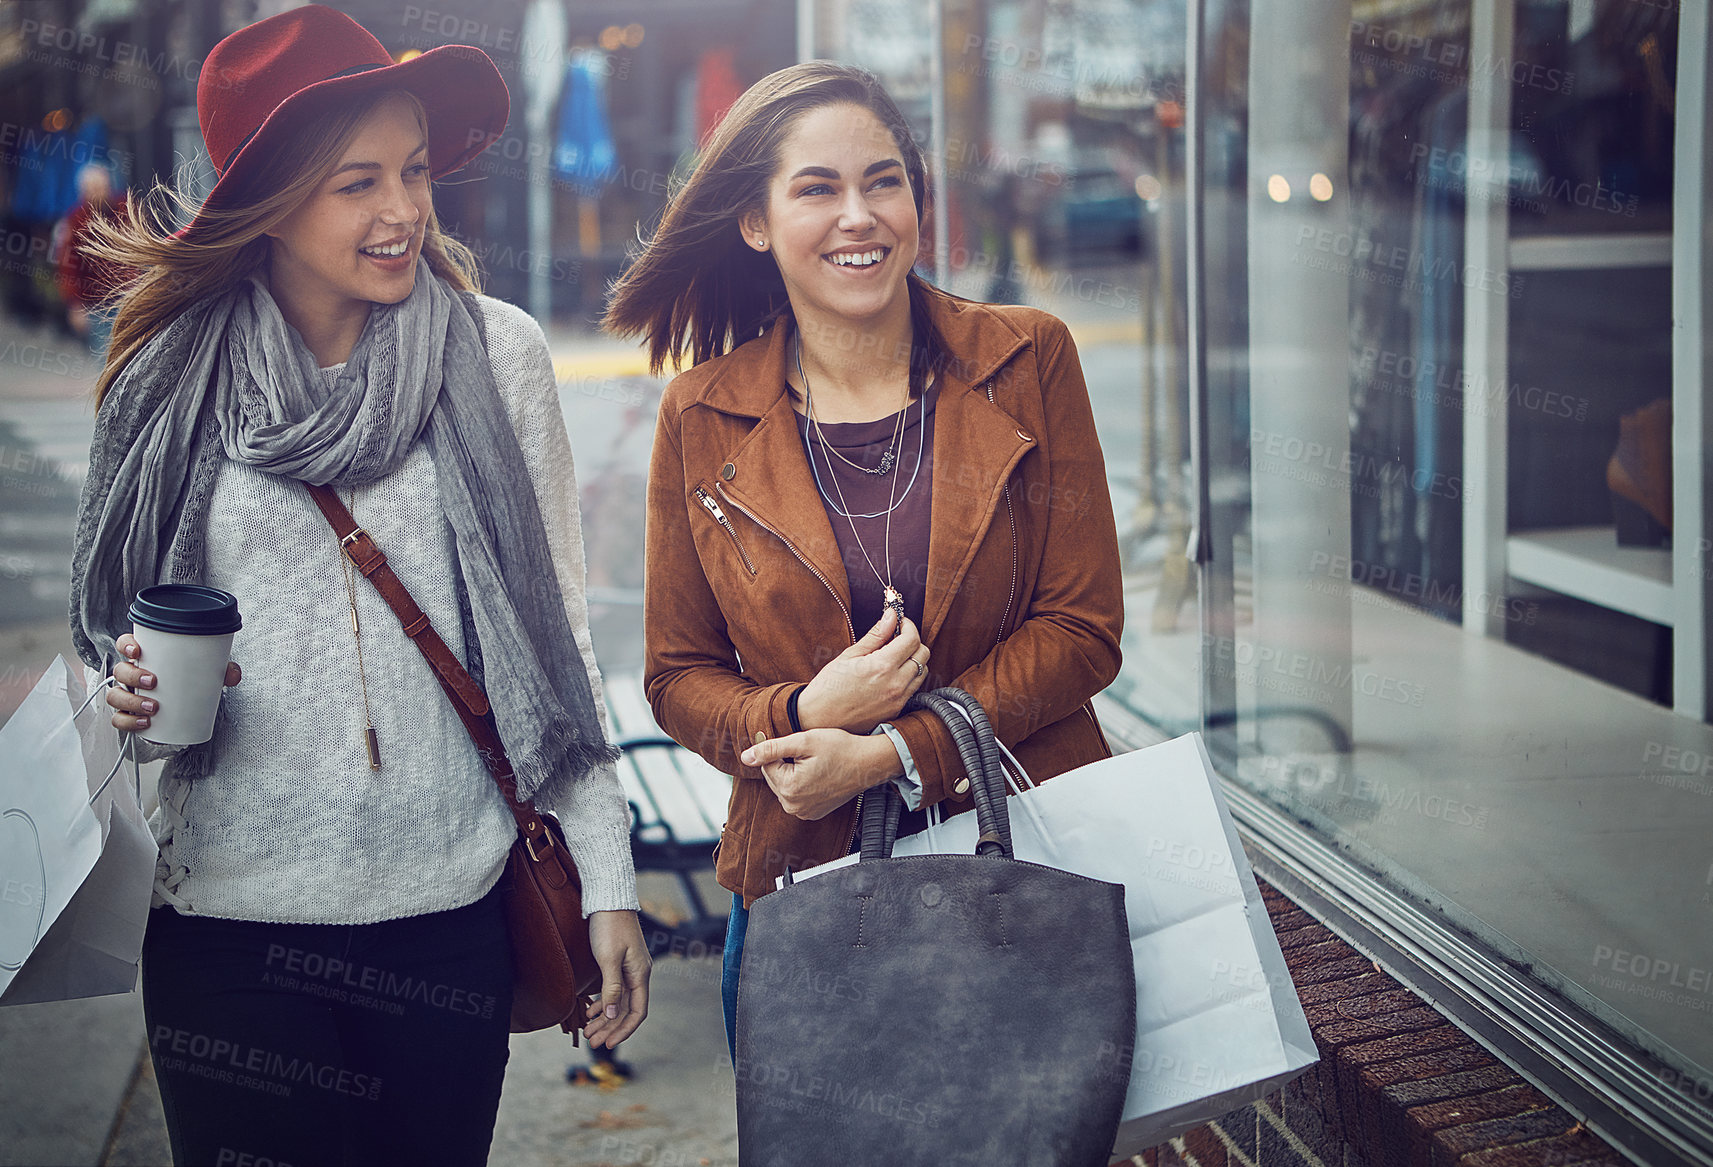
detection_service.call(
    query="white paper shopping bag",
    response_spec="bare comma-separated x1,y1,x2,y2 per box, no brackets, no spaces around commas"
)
1,657,157,1005
791,733,1319,1155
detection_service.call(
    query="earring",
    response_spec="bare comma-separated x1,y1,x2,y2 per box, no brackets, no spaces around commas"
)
756,237,767,249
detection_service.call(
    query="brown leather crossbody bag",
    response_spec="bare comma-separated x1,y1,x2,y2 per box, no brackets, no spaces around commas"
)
305,485,601,1036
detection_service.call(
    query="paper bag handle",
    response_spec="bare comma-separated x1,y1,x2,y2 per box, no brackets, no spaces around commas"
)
921,698,1063,864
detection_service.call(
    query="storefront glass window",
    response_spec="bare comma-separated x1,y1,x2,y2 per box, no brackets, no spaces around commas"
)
1198,0,1711,1103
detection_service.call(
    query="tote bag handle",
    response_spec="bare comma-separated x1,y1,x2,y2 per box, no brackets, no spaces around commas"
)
859,687,1015,861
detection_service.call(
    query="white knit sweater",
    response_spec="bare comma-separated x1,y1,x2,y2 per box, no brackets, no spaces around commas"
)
147,296,637,925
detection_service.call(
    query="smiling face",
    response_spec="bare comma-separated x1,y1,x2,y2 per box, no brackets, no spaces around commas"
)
265,93,432,340
742,101,921,333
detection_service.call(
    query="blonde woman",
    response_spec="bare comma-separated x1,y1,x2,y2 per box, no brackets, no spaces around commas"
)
69,8,648,1163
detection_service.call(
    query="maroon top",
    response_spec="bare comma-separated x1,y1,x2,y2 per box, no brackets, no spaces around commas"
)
799,381,939,637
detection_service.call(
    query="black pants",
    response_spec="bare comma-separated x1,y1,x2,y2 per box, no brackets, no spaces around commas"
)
141,886,514,1167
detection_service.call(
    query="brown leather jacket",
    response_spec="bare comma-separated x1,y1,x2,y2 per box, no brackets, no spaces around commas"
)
644,288,1123,905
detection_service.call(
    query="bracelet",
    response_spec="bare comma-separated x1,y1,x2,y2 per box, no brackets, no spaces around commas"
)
786,684,807,733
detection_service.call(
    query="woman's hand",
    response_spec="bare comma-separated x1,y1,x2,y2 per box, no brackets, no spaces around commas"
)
581,909,652,1048
107,632,241,734
741,729,902,820
795,608,930,734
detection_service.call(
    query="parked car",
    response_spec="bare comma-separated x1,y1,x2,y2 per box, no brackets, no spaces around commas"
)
1034,159,1152,263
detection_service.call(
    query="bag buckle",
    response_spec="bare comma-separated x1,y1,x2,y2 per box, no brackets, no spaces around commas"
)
526,830,553,862
340,527,384,573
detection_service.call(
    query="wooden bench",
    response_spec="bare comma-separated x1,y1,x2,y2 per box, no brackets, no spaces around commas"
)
604,676,732,958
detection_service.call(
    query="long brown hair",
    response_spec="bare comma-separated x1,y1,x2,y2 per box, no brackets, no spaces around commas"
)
602,61,946,392
88,89,481,406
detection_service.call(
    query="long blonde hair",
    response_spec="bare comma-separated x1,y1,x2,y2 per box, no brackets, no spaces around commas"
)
88,89,481,406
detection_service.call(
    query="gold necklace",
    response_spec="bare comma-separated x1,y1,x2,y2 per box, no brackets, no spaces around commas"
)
797,334,908,626
336,489,382,771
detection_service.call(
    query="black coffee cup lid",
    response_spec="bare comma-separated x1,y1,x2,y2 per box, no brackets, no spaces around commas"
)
129,585,242,635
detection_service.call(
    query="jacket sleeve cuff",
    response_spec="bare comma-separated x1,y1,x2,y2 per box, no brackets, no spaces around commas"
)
736,682,803,779
891,708,970,808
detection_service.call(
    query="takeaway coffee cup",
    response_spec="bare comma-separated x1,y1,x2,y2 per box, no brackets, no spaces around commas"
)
127,585,242,746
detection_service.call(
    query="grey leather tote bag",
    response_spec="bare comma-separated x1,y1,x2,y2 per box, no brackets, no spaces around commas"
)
734,688,1135,1166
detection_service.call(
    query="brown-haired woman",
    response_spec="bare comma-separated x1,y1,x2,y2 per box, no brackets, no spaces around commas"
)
69,7,648,1163
605,61,1124,1059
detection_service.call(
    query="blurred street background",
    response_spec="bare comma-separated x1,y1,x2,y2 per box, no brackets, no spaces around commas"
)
7,0,1709,1164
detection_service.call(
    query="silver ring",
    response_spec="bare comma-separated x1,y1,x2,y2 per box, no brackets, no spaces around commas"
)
913,659,926,678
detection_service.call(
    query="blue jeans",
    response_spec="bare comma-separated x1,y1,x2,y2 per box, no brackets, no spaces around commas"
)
721,892,749,1064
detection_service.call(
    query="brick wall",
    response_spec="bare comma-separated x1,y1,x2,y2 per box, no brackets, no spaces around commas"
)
1113,879,1629,1167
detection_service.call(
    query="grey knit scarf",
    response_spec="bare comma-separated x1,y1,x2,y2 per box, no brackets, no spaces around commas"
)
71,262,619,802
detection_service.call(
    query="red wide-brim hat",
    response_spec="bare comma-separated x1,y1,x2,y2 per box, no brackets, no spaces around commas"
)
189,4,508,228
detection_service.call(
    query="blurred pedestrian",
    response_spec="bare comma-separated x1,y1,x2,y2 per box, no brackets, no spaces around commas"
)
69,7,649,1164
56,162,129,355
604,61,1123,1062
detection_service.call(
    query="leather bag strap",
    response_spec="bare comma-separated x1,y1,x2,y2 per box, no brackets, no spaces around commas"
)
931,689,1013,857
859,687,1014,861
304,484,549,848
859,782,904,861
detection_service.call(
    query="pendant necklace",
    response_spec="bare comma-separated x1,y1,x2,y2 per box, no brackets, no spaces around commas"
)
797,333,908,626
335,488,383,771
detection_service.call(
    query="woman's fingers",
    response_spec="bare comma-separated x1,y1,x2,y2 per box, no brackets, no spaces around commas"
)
109,634,156,731
892,635,930,693
113,634,152,691
904,640,929,672
225,661,242,687
598,951,651,1047
111,658,153,689
840,606,899,657
106,683,157,731
583,998,646,1048
107,685,158,715
872,617,921,664
583,911,652,1047
742,732,812,769
906,649,930,687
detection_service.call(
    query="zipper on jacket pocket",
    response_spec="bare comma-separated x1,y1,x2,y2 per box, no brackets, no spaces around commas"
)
714,483,853,639
694,486,757,575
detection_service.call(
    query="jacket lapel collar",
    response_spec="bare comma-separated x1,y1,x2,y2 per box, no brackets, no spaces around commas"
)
922,367,1033,645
